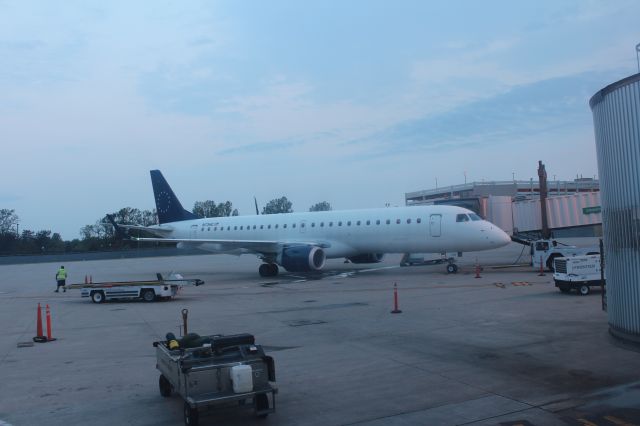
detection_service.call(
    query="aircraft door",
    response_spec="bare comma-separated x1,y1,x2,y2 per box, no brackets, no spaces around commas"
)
190,224,198,238
429,214,441,237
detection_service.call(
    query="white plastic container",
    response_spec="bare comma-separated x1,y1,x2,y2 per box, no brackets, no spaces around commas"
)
230,364,253,393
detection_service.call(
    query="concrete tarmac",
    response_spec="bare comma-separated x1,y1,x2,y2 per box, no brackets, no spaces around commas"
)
1,243,639,426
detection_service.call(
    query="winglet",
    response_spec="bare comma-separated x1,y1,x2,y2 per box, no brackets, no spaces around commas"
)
150,170,200,224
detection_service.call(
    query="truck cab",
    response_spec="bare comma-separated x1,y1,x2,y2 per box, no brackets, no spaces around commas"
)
531,239,599,271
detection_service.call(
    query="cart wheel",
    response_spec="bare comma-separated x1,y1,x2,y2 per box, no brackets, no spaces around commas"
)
184,402,199,426
578,284,590,296
142,289,156,302
256,393,269,418
91,291,105,304
159,374,171,397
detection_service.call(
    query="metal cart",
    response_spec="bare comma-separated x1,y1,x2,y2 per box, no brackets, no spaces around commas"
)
154,333,277,425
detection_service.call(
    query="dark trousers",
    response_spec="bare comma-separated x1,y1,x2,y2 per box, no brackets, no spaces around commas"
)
56,280,66,292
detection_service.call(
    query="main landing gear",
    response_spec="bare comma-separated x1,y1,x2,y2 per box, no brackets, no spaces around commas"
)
259,263,279,277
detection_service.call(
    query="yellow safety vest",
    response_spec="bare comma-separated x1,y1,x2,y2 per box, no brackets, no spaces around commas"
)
56,269,67,280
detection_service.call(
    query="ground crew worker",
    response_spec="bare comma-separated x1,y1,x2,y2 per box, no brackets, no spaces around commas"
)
55,266,67,292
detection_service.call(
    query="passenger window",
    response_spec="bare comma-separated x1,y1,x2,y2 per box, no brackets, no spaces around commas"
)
376,220,380,225
417,218,421,224
357,220,361,226
207,227,210,231
292,223,296,228
406,219,411,224
253,225,256,229
283,224,287,228
234,226,238,230
227,226,230,230
320,222,324,227
456,214,470,222
214,227,217,231
338,221,342,226
301,223,305,228
347,221,351,226
260,225,263,229
275,224,278,229
311,223,315,227
366,220,370,225
386,219,390,225
268,225,271,229
396,219,400,224
240,226,243,230
329,222,333,227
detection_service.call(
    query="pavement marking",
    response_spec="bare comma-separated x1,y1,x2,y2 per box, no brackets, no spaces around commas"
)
576,419,599,426
604,415,635,425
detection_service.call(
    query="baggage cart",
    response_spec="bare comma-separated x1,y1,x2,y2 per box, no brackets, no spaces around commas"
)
153,333,277,425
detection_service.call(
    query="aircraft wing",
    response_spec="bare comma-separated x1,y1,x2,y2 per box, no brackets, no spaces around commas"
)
131,236,331,255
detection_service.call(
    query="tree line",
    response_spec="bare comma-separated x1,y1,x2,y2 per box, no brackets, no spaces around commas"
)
0,198,331,255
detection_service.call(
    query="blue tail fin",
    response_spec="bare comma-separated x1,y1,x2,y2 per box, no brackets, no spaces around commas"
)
150,170,200,224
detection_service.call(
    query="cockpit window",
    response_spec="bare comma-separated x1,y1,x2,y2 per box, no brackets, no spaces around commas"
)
469,213,481,221
456,214,470,222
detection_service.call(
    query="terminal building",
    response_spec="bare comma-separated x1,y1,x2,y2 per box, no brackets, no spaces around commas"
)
405,178,602,238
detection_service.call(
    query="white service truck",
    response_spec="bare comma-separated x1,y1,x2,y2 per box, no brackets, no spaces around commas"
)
531,239,599,271
68,273,204,303
553,255,604,295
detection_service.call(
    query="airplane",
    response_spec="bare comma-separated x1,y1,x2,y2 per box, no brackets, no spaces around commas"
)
115,170,511,277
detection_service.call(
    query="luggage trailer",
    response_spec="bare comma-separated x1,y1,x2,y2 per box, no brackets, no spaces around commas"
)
66,273,204,303
154,334,277,425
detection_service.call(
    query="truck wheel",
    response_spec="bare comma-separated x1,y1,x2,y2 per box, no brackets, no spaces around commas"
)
142,289,156,302
446,264,458,274
184,402,199,426
558,285,571,293
256,393,269,418
159,374,171,397
579,284,590,296
91,291,105,304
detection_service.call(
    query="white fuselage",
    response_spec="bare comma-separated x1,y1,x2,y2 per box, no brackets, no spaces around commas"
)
151,205,510,257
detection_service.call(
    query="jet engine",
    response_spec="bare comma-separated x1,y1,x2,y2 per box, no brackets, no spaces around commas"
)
279,245,326,272
347,253,385,264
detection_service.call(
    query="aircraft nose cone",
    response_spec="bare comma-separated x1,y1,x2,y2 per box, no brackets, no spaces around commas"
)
494,227,511,246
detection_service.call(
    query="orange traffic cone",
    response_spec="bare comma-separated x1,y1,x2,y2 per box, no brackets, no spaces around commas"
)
33,303,47,343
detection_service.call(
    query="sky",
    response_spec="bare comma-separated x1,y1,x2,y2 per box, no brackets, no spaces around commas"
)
1,0,639,239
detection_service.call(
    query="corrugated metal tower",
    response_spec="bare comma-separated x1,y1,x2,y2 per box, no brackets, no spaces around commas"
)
590,73,640,343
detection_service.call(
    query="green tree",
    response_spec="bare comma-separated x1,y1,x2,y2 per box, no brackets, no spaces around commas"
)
309,201,332,212
193,201,239,217
0,209,19,234
262,197,293,214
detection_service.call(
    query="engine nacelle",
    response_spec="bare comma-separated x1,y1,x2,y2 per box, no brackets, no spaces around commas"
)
279,245,326,272
347,253,385,264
